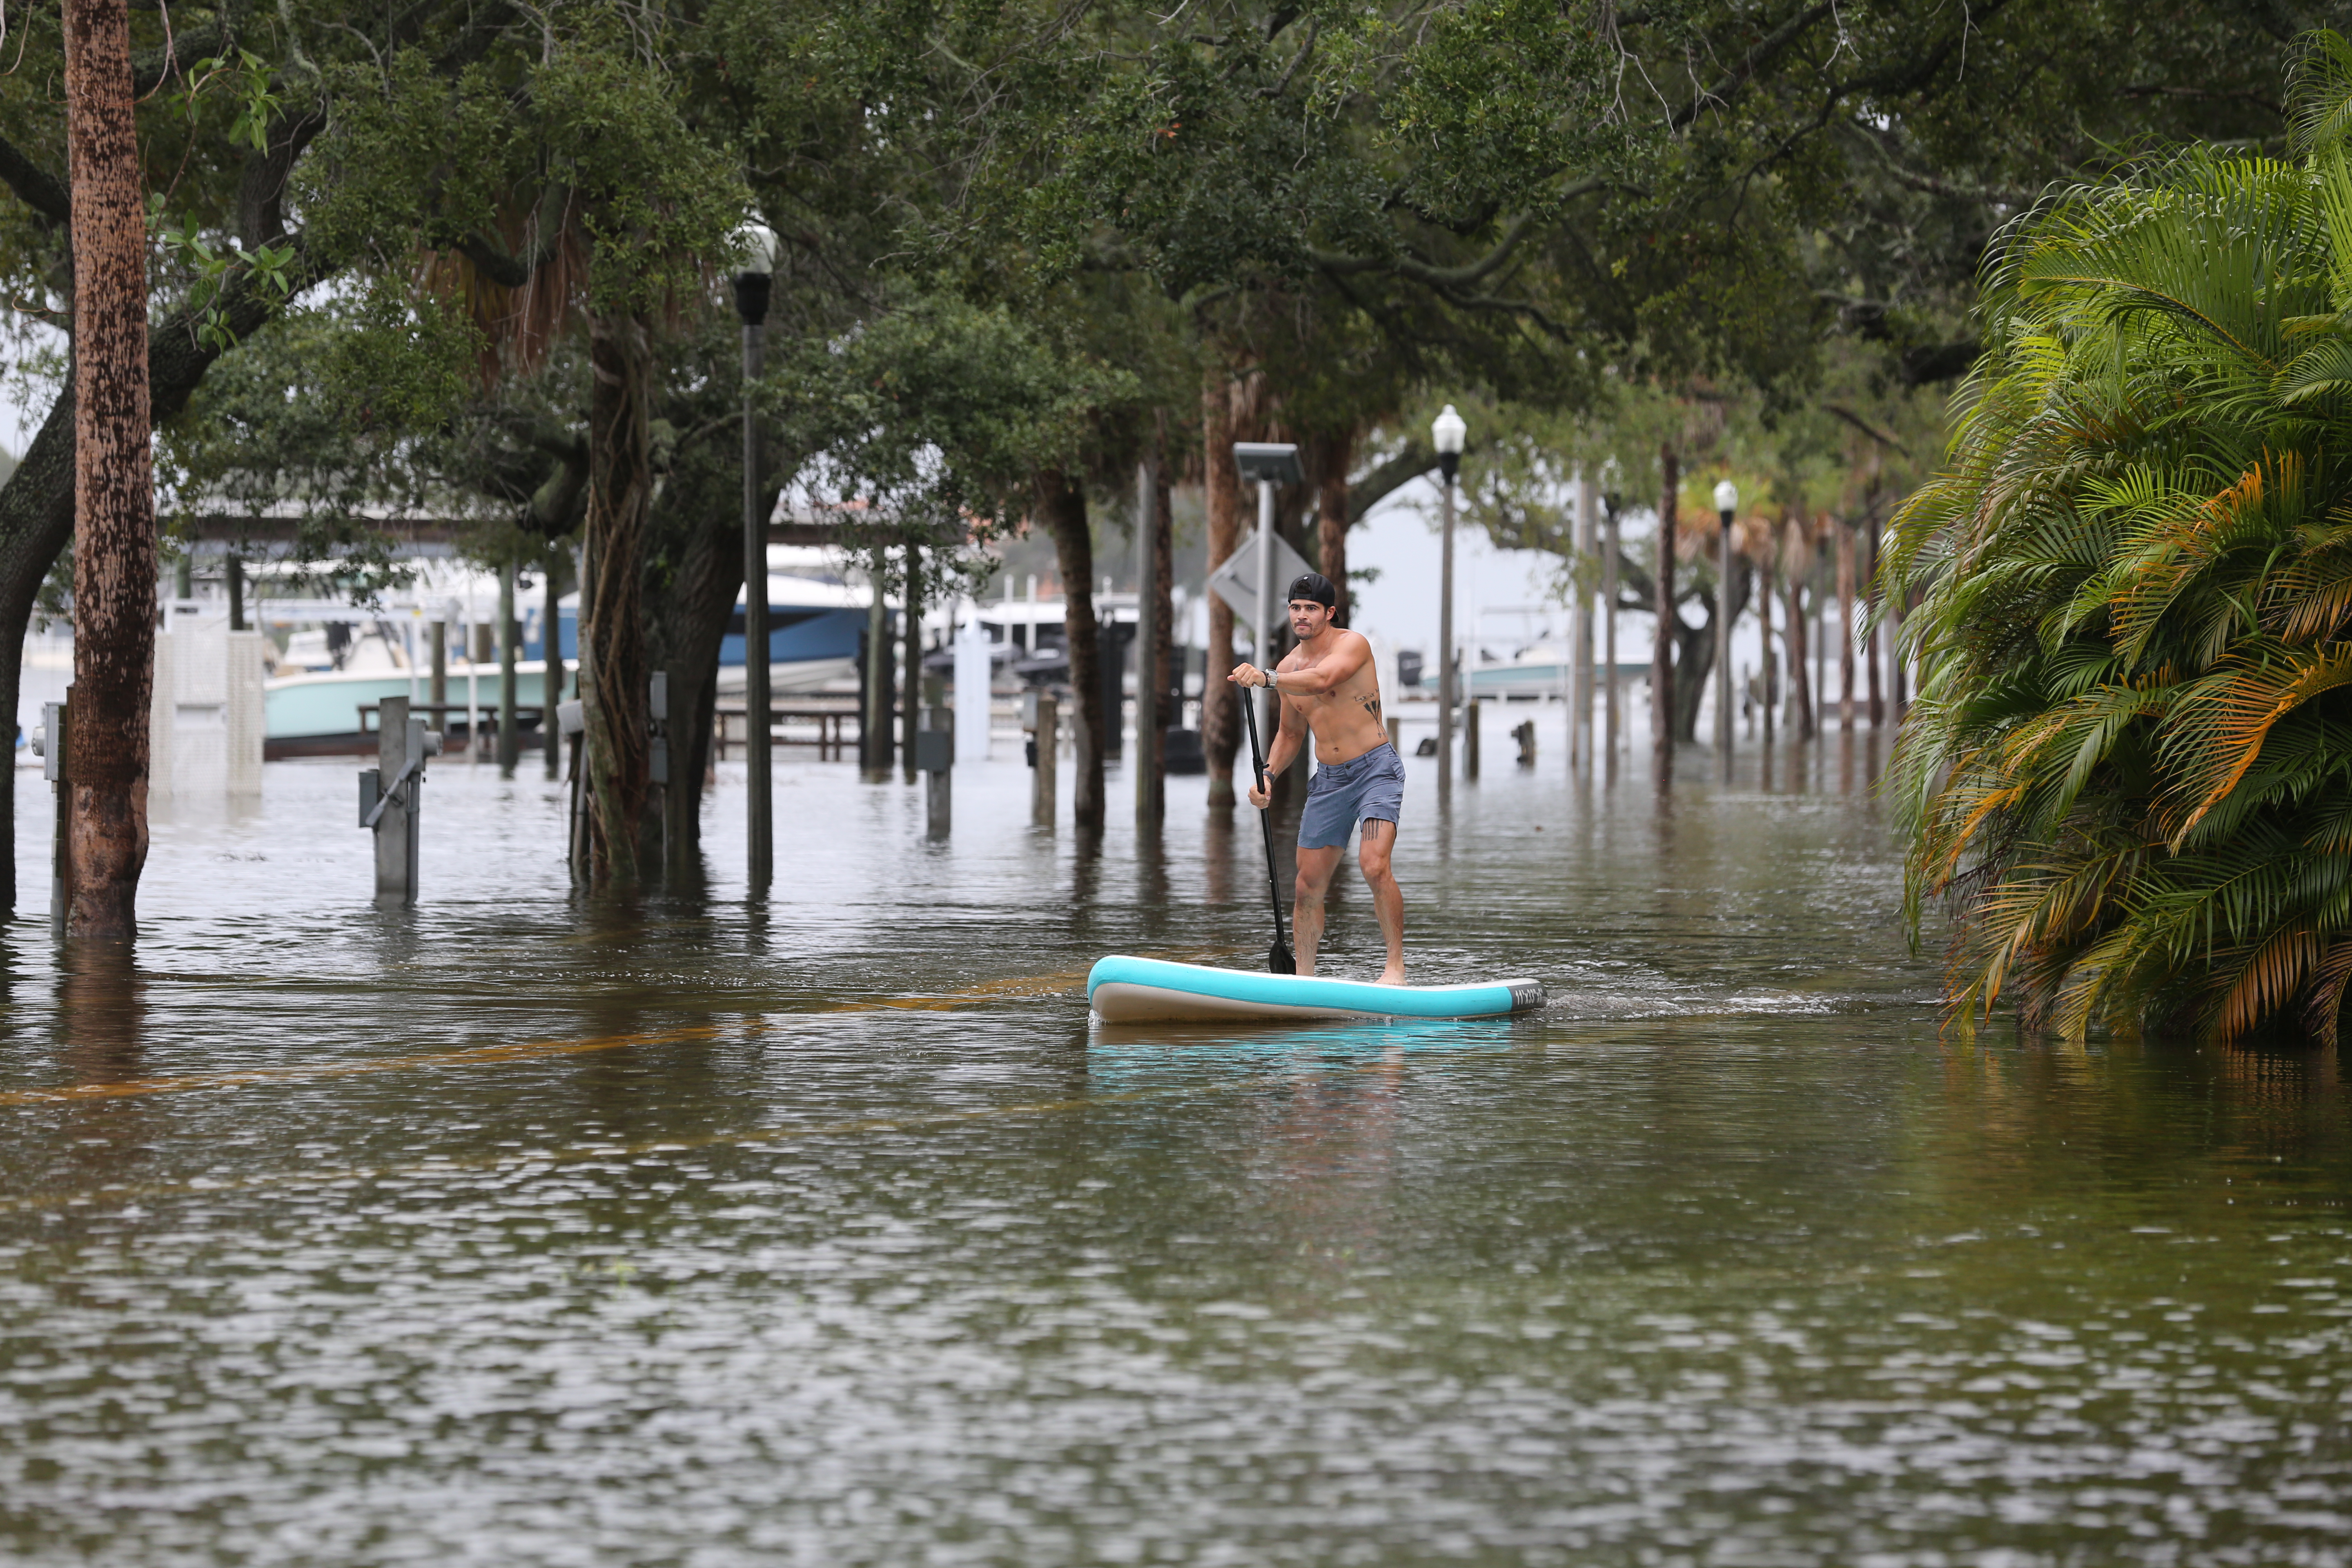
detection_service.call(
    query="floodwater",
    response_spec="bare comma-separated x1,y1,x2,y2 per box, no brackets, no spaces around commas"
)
1,723,2347,1566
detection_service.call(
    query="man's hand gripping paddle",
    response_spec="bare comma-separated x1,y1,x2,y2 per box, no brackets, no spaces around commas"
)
1239,684,1297,974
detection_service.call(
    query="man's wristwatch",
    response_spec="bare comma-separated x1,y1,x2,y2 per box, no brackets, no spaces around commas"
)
1264,668,1279,692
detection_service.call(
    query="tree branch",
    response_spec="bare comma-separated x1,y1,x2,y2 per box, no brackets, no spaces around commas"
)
1825,403,1910,455
0,133,71,227
1347,439,1437,525
1310,210,1541,287
1670,1,1836,131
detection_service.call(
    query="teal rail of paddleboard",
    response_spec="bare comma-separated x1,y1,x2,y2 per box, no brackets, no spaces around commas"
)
1087,956,1532,1019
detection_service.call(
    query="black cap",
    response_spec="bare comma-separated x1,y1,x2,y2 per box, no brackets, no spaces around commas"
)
1286,572,1337,608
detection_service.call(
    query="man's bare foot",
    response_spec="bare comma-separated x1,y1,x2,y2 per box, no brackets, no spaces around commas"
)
1377,966,1406,985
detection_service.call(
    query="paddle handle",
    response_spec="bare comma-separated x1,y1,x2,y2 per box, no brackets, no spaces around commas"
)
1239,687,1294,967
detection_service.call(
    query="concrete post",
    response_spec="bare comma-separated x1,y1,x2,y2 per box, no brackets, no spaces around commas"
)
43,695,69,935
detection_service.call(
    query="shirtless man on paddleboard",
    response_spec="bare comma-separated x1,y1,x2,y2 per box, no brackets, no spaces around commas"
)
1228,572,1408,984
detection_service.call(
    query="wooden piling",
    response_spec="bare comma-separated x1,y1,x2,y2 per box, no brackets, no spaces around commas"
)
1466,697,1482,779
1031,692,1058,828
497,559,519,775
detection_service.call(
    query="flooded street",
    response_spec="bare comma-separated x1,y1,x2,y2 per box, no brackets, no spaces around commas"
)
2,735,2347,1565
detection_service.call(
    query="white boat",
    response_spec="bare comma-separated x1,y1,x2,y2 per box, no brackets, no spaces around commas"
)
263,571,878,755
1466,643,1572,702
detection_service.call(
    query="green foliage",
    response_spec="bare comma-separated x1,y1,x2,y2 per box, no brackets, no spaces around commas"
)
1891,49,2352,1045
303,9,748,316
783,292,1142,592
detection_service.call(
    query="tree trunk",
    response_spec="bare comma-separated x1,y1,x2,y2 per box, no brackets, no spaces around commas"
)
1784,520,1814,740
1038,469,1103,829
902,542,924,783
644,473,752,872
1148,427,1174,804
1201,371,1240,806
1866,523,1884,728
1314,428,1352,627
580,310,655,885
1652,443,1678,784
1836,518,1856,730
64,0,155,941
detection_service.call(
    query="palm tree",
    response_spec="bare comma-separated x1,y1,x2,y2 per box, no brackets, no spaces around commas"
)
1891,33,2352,1044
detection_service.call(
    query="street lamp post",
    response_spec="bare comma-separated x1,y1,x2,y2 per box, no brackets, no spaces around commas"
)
1432,404,1466,798
1233,442,1304,787
1714,479,1738,780
733,224,778,891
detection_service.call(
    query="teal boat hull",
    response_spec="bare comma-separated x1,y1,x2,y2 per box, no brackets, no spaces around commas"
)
1087,956,1543,1024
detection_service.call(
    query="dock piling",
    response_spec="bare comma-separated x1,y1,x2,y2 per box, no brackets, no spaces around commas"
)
1029,691,1058,829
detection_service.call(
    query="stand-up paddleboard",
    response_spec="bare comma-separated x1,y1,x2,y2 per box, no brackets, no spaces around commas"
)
1089,956,1544,1025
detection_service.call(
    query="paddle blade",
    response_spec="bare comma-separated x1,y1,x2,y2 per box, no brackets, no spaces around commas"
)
1269,940,1296,975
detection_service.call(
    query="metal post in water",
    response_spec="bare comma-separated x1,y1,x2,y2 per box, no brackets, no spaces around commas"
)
1255,476,1275,774
497,559,519,776
739,287,772,889
1438,472,1456,800
362,694,438,905
919,687,952,838
430,620,447,714
1465,695,1481,780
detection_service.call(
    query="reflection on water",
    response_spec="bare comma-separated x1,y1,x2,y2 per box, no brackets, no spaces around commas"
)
0,732,2347,1565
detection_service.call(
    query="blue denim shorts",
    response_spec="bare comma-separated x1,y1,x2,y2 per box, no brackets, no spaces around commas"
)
1298,741,1405,849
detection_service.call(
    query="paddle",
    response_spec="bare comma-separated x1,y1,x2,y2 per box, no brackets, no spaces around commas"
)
1239,682,1298,974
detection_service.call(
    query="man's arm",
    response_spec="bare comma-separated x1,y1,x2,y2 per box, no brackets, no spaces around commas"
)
1263,631,1370,696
